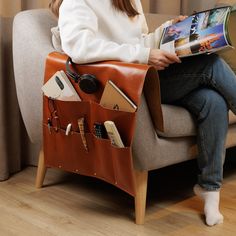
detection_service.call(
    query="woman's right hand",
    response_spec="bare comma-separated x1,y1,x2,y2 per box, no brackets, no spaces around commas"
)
148,49,181,70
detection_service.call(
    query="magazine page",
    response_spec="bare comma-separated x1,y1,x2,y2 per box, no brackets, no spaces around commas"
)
160,6,231,58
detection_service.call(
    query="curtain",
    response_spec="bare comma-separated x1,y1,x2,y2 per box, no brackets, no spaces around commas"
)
0,0,50,181
142,0,217,14
181,0,217,15
141,0,181,14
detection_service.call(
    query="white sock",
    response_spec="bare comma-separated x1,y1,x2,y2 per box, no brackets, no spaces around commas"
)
193,184,224,226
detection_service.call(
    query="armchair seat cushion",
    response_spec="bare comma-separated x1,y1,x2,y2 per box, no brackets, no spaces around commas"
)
158,105,236,138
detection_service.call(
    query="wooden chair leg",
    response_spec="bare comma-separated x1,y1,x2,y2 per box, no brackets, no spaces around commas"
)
35,148,47,188
134,170,148,225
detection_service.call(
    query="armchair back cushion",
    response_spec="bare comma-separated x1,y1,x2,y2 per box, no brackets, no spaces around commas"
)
13,9,56,143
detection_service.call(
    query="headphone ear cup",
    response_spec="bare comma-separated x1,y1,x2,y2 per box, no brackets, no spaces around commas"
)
79,74,99,94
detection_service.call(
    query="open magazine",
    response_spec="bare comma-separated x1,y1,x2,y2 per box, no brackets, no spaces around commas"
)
160,5,236,57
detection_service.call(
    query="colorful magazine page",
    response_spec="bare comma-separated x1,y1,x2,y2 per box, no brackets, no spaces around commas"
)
160,6,235,58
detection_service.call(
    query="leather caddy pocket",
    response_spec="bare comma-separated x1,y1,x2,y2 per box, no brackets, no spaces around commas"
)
43,126,96,176
43,96,136,195
43,98,91,133
92,135,134,191
89,102,135,146
43,97,136,146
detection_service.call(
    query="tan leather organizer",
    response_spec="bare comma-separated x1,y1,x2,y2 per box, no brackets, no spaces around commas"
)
43,52,161,196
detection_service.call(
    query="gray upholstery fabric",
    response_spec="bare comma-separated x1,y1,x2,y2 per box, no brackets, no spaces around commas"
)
158,106,236,138
132,95,197,171
158,104,196,137
13,9,56,143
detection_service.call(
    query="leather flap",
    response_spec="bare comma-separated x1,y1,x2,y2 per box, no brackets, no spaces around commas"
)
44,51,164,131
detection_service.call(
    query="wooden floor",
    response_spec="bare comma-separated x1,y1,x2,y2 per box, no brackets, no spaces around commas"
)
1,156,236,236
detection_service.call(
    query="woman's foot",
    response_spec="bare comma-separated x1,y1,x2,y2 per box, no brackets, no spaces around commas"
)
193,184,224,226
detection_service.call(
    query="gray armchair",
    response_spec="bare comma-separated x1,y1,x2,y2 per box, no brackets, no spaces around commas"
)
13,8,236,224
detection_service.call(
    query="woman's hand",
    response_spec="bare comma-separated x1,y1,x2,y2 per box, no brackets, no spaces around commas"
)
148,49,181,70
172,15,188,24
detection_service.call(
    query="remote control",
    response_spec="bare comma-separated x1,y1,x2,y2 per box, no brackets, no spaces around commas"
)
104,121,124,148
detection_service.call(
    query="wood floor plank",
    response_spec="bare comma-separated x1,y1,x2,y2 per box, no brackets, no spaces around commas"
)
0,158,236,235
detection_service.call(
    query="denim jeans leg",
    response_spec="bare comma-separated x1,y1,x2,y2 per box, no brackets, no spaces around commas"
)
205,54,236,113
159,54,236,114
158,54,234,190
180,88,228,191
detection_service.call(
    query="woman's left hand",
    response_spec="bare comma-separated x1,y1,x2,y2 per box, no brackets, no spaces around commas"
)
172,15,188,24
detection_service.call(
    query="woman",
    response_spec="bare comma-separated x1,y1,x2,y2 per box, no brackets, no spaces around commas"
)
49,0,236,226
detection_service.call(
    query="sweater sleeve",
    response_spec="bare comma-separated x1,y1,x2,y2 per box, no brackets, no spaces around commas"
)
58,0,150,64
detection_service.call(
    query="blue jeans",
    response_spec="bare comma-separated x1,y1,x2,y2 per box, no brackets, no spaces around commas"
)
159,54,236,191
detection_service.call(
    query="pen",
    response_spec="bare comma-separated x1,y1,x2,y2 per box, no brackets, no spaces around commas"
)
65,123,72,136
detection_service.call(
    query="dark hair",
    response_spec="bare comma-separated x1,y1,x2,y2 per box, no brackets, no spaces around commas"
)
49,0,63,17
112,0,139,17
49,0,139,18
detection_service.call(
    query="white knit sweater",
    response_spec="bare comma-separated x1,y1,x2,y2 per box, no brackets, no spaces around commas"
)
57,0,171,64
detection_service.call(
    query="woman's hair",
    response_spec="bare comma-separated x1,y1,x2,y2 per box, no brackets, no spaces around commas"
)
49,0,63,17
49,0,139,18
112,0,139,17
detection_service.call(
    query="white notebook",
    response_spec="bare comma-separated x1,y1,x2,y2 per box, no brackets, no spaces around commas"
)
42,70,81,101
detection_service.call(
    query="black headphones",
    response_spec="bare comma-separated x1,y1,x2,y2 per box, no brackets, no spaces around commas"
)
66,57,99,94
